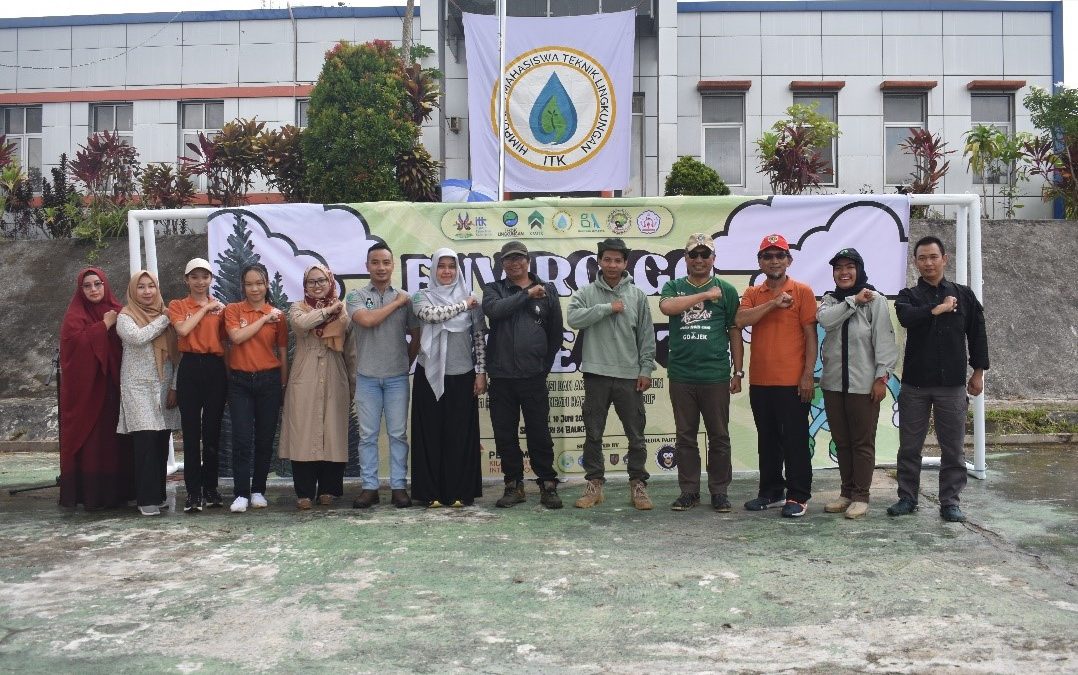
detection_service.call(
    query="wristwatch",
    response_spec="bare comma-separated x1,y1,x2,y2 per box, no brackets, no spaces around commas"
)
734,370,745,378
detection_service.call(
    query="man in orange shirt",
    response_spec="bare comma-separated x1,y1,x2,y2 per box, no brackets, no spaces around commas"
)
735,234,817,518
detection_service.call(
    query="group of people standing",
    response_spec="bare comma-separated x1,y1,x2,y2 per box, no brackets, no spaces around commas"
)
57,230,988,522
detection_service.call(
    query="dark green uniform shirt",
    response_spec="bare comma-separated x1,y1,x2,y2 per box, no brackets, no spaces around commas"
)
660,276,739,383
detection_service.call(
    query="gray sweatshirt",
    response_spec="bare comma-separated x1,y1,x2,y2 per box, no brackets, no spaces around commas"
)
817,291,899,395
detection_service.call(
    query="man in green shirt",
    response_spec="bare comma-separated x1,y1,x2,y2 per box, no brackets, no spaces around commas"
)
658,233,744,512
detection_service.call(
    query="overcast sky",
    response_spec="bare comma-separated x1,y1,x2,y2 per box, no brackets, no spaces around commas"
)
0,0,1073,86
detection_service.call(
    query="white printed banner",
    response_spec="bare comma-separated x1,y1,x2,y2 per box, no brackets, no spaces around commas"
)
463,11,635,194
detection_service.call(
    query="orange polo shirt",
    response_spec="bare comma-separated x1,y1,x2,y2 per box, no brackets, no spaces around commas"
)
223,301,289,372
168,297,227,356
740,276,817,386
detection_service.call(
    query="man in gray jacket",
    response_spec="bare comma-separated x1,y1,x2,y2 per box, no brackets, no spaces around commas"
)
483,240,565,509
567,238,656,511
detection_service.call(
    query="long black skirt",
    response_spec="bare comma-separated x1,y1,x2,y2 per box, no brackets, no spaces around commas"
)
411,365,483,505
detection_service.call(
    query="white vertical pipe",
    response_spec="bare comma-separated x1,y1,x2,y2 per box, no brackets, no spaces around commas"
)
496,0,507,200
127,211,142,275
954,202,968,285
968,195,986,478
142,219,158,277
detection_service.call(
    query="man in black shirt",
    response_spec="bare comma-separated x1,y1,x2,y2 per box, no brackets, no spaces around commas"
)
482,240,566,509
888,236,989,522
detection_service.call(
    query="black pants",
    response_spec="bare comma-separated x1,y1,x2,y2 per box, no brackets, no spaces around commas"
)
489,375,557,483
749,385,812,503
132,429,170,507
229,369,282,498
291,461,345,500
177,353,227,497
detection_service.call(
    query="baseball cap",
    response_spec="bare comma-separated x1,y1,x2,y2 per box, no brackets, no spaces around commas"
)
597,238,630,257
685,233,715,252
501,240,528,257
184,258,213,275
758,234,790,252
828,247,865,267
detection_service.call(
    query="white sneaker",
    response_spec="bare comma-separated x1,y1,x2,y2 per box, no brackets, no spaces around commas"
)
230,496,249,513
139,505,161,516
250,493,269,509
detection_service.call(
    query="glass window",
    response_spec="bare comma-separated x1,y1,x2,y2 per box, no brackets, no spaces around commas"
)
701,94,744,187
0,106,43,189
91,103,134,144
626,92,644,197
793,92,837,186
971,94,1014,185
883,93,926,187
297,99,309,128
180,101,225,191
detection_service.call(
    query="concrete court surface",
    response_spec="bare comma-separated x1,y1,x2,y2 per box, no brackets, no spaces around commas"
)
0,446,1075,674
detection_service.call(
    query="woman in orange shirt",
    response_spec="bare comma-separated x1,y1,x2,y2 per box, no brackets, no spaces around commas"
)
223,263,289,513
168,258,228,513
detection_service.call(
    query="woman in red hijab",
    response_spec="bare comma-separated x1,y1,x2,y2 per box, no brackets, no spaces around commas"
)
59,267,134,509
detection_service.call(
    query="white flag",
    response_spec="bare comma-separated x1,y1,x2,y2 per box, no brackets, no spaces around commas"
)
464,11,635,194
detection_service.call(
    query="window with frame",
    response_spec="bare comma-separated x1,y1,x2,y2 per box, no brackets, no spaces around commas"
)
701,94,745,188
296,99,309,129
626,92,644,196
883,93,926,187
971,93,1014,185
180,101,224,191
91,103,133,144
0,106,43,188
792,92,837,186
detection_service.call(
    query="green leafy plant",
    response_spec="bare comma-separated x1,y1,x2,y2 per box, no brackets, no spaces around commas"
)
755,103,839,195
1021,85,1078,218
664,156,730,196
69,130,140,205
963,124,1034,219
302,40,422,203
260,124,307,202
36,155,83,239
898,128,953,217
182,118,266,206
396,145,440,202
139,162,196,234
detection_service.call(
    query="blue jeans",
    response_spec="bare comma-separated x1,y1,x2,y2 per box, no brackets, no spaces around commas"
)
356,374,410,490
229,369,282,498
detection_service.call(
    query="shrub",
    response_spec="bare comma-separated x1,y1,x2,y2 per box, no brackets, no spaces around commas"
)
1022,85,1078,218
69,130,140,205
182,118,266,206
664,156,730,196
260,124,307,202
755,103,839,195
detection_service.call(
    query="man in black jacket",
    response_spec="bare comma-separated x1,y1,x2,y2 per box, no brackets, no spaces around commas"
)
889,236,989,523
482,240,565,509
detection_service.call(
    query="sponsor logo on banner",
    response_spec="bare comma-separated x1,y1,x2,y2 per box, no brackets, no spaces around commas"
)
475,215,491,236
609,453,620,466
529,210,545,232
656,445,677,470
491,47,616,172
607,209,630,234
557,450,585,473
455,212,474,239
637,209,660,234
579,212,603,232
552,211,573,232
503,211,519,228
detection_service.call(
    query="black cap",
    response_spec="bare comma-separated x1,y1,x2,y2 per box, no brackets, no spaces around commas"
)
828,247,864,267
597,237,629,257
501,240,528,257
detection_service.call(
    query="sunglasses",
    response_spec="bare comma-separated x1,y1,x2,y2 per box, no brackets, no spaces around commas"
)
686,250,712,260
758,251,789,261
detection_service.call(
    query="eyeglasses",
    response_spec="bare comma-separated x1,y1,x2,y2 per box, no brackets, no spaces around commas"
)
305,278,330,287
686,250,712,260
502,254,528,263
81,281,105,290
758,251,789,261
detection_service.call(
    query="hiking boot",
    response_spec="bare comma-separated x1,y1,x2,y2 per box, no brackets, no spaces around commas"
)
391,489,412,508
539,481,563,510
780,499,808,518
574,479,604,508
317,494,335,506
845,501,869,519
744,496,785,511
887,498,918,516
204,488,224,508
183,495,203,513
495,480,527,508
629,479,653,511
352,489,380,509
711,494,732,512
671,493,699,511
940,505,967,522
296,498,313,510
824,496,852,513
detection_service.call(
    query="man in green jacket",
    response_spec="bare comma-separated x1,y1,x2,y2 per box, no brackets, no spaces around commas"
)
567,238,657,510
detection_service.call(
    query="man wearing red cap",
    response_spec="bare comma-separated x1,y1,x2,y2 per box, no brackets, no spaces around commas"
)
735,234,817,518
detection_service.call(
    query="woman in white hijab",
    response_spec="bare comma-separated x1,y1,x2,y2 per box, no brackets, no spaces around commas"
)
411,248,487,507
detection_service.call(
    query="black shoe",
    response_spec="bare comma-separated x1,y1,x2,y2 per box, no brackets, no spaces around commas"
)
744,496,784,511
539,481,563,510
204,488,224,508
495,481,527,508
352,489,380,509
887,498,918,516
940,505,967,522
671,493,700,511
184,495,203,513
711,494,732,512
780,499,807,518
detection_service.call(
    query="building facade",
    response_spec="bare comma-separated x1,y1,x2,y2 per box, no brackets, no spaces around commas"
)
0,1,1064,216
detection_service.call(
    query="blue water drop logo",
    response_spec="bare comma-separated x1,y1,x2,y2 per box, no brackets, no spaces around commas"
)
529,72,578,146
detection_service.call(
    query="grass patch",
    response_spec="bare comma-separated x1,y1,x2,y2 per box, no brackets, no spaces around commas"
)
981,408,1078,435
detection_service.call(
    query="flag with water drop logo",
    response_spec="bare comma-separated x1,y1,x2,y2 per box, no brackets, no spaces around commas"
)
463,11,635,194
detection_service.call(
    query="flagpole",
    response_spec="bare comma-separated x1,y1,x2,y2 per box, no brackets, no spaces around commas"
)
496,0,507,200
